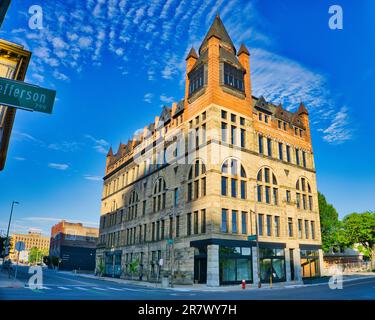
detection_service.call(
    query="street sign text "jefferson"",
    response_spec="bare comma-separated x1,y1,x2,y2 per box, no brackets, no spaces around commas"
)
0,77,56,114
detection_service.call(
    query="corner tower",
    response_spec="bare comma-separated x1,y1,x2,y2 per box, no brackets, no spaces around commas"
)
184,15,253,119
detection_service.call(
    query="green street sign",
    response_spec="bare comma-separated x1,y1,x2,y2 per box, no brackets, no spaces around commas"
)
248,235,257,241
0,77,56,114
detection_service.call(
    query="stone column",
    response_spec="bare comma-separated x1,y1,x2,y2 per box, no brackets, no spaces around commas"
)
293,248,302,282
318,249,325,276
252,246,259,285
285,248,291,282
207,244,220,287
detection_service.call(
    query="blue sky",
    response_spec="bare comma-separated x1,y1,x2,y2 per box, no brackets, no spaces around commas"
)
0,0,374,236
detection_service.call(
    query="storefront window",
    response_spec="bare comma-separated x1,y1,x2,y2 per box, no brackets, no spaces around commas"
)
219,246,253,284
259,247,286,283
300,249,320,278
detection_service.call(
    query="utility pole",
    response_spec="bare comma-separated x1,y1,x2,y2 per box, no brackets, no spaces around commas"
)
2,201,19,265
0,0,11,28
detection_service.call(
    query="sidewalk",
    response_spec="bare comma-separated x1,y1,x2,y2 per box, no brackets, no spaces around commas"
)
0,269,24,288
59,270,375,292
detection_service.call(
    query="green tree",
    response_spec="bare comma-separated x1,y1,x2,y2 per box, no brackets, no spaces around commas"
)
339,211,375,260
28,247,43,264
318,192,341,252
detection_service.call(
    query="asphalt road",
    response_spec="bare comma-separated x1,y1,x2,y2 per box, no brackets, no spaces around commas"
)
0,266,374,300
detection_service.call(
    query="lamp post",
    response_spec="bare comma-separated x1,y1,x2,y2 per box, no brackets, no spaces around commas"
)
2,200,19,266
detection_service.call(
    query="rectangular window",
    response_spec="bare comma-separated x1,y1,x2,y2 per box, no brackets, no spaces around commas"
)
169,217,173,239
194,180,199,199
309,195,313,211
278,120,282,129
274,216,280,237
241,211,247,234
231,178,237,197
221,209,228,233
258,214,264,236
195,128,199,147
240,180,246,199
258,113,262,121
142,200,146,216
231,125,236,145
231,113,236,122
156,221,160,240
221,176,228,196
257,185,262,202
201,209,206,234
221,122,227,142
311,221,315,240
303,194,307,210
223,62,244,91
266,215,272,236
221,110,227,119
194,211,199,234
152,222,155,241
174,188,179,207
298,219,303,239
187,182,192,201
278,142,283,160
201,177,206,196
286,145,291,162
288,218,293,237
176,216,180,237
264,115,269,123
240,128,245,148
273,188,278,205
189,65,204,95
265,186,271,204
187,213,192,236
240,117,245,125
161,220,165,240
267,138,272,157
296,193,301,208
232,210,238,233
305,220,309,239
302,151,307,168
258,135,263,154
202,124,207,143
296,148,300,166
144,224,147,242
286,190,291,203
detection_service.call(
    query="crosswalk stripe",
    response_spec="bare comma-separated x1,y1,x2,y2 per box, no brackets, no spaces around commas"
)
107,287,123,291
76,287,89,291
92,287,107,291
58,286,71,290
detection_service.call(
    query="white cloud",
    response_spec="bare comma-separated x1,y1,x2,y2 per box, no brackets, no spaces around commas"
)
85,134,110,154
83,175,102,181
48,163,69,170
53,70,69,81
144,93,154,103
14,156,26,161
78,36,93,49
160,94,174,104
318,107,353,144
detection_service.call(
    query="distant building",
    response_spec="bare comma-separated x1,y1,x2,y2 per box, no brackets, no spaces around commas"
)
50,220,99,271
9,231,50,262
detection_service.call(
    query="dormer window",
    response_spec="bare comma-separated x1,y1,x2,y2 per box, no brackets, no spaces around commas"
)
223,62,244,91
189,65,204,95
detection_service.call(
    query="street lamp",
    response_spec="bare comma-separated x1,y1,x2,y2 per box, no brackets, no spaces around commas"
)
2,201,19,266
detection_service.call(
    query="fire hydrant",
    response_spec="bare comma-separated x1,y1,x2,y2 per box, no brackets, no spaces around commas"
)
241,279,246,289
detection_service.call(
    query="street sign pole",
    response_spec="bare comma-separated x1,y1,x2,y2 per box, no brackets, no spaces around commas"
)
2,200,18,268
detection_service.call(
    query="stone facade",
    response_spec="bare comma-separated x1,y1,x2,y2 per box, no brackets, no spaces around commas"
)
96,15,322,286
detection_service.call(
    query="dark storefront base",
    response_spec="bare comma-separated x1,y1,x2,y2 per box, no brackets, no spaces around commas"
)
59,246,96,271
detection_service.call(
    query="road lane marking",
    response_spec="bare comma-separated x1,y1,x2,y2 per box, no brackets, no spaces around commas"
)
58,286,71,290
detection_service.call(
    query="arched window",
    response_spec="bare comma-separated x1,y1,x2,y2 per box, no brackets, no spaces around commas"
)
187,159,207,201
153,177,166,212
221,158,247,199
127,191,139,220
296,177,313,210
256,167,278,205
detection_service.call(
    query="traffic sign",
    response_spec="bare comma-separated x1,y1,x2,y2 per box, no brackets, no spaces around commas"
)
0,77,56,114
15,241,25,251
247,235,257,241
